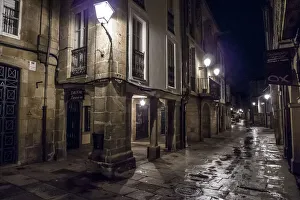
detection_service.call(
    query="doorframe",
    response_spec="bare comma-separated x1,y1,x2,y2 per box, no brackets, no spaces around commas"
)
0,63,20,165
65,99,83,150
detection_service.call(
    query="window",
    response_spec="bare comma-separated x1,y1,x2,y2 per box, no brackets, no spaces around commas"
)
0,0,21,38
71,9,88,76
84,106,91,132
189,47,196,92
129,10,148,82
133,0,145,9
167,38,175,88
167,0,174,34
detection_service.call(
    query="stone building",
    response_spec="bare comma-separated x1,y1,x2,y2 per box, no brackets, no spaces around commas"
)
184,0,231,144
57,0,183,176
0,0,231,177
0,0,59,165
263,0,300,176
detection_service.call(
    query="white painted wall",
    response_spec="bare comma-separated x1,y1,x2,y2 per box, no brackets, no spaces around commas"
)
128,0,182,94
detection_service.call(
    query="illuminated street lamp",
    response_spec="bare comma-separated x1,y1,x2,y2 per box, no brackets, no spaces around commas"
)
264,94,270,128
230,108,233,111
264,94,270,100
140,99,146,106
204,57,212,67
252,102,256,106
213,68,220,76
94,1,115,24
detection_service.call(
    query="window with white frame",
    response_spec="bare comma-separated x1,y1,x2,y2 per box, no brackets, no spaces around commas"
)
0,0,21,37
71,9,88,76
167,38,175,88
130,12,147,81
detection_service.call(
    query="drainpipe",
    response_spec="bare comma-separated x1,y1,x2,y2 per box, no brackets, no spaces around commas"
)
42,0,53,162
180,0,189,149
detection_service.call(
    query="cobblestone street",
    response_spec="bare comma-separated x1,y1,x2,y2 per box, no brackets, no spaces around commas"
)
1,124,299,200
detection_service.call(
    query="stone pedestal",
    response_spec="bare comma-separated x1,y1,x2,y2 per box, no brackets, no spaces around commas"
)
289,103,300,175
147,97,160,161
88,80,136,178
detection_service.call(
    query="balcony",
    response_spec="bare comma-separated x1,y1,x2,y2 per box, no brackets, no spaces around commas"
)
71,47,87,77
132,49,145,80
168,11,175,34
198,78,209,94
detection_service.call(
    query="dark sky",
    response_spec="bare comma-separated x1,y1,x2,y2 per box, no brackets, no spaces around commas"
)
207,0,266,95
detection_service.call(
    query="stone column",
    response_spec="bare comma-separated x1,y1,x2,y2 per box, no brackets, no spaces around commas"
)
147,97,160,160
89,80,135,178
289,103,300,175
173,101,181,150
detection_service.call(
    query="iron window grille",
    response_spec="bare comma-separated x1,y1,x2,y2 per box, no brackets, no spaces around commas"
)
132,49,145,80
72,9,88,77
71,46,87,76
2,0,20,36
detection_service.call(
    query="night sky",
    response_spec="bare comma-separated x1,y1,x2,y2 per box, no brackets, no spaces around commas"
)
207,0,266,95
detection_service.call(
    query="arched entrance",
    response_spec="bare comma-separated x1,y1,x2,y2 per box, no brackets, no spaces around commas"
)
202,103,211,138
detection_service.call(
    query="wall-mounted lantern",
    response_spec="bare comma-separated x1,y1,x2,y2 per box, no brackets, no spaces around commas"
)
264,94,270,100
213,68,220,76
204,57,212,67
140,99,146,106
94,1,115,24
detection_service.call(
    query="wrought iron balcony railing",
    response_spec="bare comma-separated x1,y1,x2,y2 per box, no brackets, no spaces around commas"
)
3,6,19,36
132,49,145,80
198,78,209,94
71,46,87,76
168,11,175,34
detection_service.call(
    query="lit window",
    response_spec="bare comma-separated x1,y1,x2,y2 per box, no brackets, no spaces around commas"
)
167,38,175,88
1,0,21,37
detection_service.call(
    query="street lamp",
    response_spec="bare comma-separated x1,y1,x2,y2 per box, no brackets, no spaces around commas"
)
213,68,220,76
204,57,212,67
264,94,270,128
94,1,115,24
140,99,146,106
264,94,270,100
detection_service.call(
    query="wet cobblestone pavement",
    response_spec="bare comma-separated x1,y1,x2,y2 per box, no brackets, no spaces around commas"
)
1,124,299,200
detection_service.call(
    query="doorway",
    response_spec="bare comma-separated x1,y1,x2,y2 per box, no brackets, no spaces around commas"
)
136,104,149,140
0,65,19,165
202,103,211,138
67,101,81,150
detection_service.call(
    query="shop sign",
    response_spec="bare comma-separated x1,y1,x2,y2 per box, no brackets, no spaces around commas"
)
265,48,293,85
70,89,84,100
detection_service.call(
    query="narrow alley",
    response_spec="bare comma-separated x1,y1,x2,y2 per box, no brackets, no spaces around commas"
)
0,123,299,200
